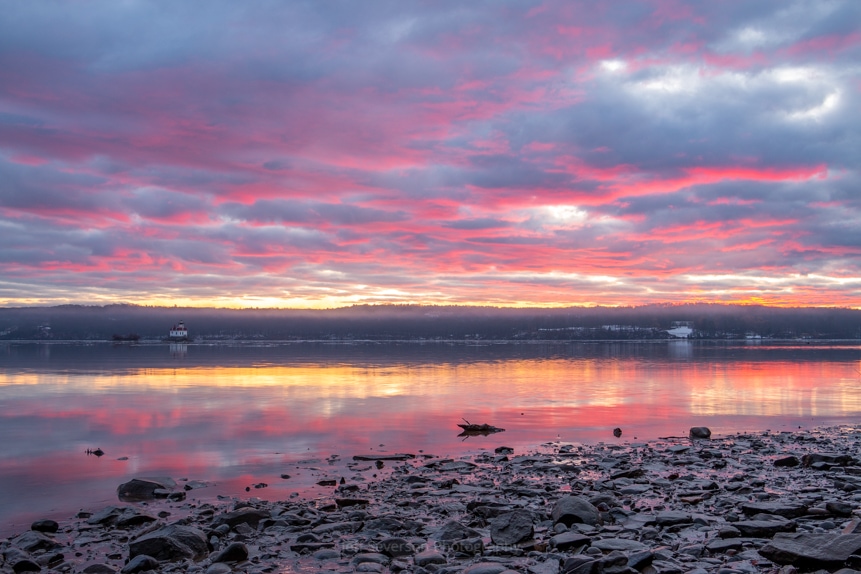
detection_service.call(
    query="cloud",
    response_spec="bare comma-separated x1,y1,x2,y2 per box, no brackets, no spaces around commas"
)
0,0,858,308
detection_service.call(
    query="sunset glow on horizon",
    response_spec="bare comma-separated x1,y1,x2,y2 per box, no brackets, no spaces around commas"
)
1,1,859,309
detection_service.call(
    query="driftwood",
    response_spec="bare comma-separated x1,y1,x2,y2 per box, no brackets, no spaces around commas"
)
457,418,505,435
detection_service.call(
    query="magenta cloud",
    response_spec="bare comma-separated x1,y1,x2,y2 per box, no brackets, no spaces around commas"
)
0,1,859,308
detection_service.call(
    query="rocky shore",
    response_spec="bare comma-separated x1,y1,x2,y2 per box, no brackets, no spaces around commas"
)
5,426,861,574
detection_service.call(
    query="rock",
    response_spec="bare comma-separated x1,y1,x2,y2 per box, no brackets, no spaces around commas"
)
759,533,861,569
212,541,249,563
336,498,370,508
551,496,601,527
774,456,800,467
352,454,415,461
116,477,177,501
30,520,59,534
462,563,508,574
212,507,270,529
313,549,340,560
414,550,446,567
128,524,209,562
86,506,125,526
490,509,534,546
364,516,406,532
451,537,484,556
121,555,159,574
802,453,853,468
379,537,415,557
828,501,855,517
12,531,61,553
550,531,591,551
206,564,233,574
613,428,622,438
115,511,158,529
433,520,482,544
741,501,808,519
562,555,595,574
12,560,41,574
592,538,648,552
734,516,796,537
82,565,117,574
655,511,692,526
689,427,712,439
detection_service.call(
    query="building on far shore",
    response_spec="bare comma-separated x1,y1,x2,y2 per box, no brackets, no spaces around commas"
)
667,321,694,338
168,321,189,341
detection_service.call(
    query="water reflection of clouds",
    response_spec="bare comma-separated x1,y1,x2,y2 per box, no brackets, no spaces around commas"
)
3,342,861,535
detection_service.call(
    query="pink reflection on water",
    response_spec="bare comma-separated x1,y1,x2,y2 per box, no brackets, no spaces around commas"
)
2,342,861,535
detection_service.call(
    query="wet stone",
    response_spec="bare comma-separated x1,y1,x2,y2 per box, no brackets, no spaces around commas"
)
82,564,117,574
30,520,59,534
414,550,447,567
491,509,535,546
552,496,601,527
120,555,159,574
212,541,249,563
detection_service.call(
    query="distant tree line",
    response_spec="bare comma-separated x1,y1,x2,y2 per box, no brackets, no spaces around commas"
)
0,303,859,341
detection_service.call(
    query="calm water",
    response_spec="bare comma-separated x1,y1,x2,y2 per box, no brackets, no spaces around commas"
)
1,340,860,535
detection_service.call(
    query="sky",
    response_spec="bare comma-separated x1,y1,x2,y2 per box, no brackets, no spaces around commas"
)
1,1,859,309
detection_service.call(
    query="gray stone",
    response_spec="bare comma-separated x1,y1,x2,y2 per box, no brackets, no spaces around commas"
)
413,550,446,567
116,477,176,501
828,502,855,517
86,506,125,526
689,427,712,439
741,501,808,519
774,456,800,467
491,509,534,546
12,531,60,553
128,524,209,562
313,549,341,560
451,537,484,556
30,520,59,534
592,538,648,553
205,564,233,574
733,516,796,538
759,533,861,569
365,517,406,532
121,555,159,574
311,520,363,535
353,553,390,565
82,564,117,574
550,531,591,551
433,520,482,543
379,537,415,558
462,563,508,574
12,559,41,574
212,541,248,563
562,556,595,574
552,496,601,527
656,511,692,526
212,507,270,529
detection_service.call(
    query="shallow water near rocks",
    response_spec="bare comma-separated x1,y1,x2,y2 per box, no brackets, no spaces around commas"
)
1,339,860,537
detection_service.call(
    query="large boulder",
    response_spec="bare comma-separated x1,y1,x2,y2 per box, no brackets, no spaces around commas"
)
128,524,209,562
117,477,177,501
551,496,601,527
490,510,534,546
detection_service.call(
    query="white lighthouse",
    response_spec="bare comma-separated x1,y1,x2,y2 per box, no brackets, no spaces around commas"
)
168,321,189,341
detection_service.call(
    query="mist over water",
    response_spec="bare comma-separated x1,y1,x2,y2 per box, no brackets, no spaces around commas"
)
1,340,860,536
